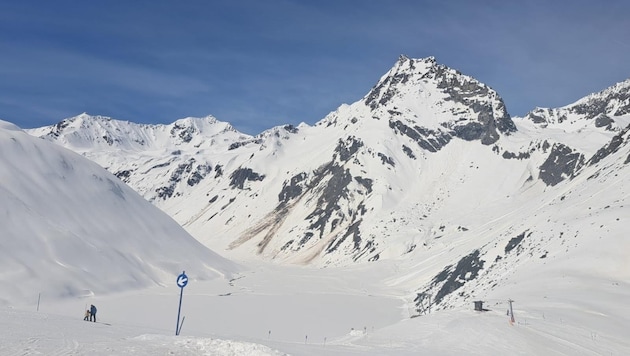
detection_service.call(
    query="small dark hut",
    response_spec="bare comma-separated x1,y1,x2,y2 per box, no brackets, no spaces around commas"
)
474,300,485,311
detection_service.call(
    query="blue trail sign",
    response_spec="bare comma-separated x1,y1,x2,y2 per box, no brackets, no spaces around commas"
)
177,272,188,288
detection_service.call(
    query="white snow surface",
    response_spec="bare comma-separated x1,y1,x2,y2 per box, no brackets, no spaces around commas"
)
2,260,629,355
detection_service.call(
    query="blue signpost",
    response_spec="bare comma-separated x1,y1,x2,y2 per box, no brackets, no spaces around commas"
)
175,271,188,335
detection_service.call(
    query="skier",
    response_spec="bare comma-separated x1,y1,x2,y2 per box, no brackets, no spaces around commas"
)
83,309,90,321
90,304,97,322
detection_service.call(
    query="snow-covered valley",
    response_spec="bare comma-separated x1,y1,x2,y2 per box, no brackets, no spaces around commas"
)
3,259,629,355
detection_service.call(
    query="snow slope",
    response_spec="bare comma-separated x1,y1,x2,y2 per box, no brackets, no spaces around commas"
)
0,120,238,305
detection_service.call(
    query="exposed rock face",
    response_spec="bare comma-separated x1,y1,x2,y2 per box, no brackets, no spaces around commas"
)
229,167,265,190
588,125,630,166
415,250,486,308
389,120,452,152
539,143,586,186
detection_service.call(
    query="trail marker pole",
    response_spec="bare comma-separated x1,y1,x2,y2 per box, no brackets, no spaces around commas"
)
175,271,188,335
37,293,41,311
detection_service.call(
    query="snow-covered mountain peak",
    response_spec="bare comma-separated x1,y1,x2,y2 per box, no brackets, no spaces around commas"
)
27,113,146,151
167,115,250,148
171,115,240,136
521,78,630,132
27,113,252,153
391,54,437,75
361,56,515,146
61,112,122,130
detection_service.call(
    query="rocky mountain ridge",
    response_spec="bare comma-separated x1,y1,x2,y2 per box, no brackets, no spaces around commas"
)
522,78,630,131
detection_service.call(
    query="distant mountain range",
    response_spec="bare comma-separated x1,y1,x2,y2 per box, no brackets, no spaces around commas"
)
24,55,630,311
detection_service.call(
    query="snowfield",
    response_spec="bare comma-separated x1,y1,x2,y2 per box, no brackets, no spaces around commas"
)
0,308,286,355
2,260,629,355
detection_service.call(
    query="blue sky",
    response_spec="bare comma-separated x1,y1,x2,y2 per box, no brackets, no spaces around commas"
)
1,1,628,135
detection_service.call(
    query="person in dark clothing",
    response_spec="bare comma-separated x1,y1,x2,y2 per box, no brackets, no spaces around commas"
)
90,304,97,322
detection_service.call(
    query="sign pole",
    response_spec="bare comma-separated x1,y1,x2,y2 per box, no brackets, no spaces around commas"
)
176,286,183,335
175,271,188,335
